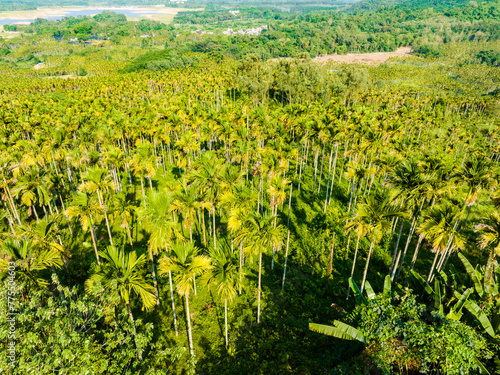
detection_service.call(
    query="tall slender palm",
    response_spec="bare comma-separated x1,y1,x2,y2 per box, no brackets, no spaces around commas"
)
345,160,368,214
475,212,500,283
44,172,73,233
455,153,496,229
206,241,243,347
238,212,283,323
192,151,222,250
418,204,465,282
139,190,178,311
0,237,63,293
12,166,50,222
170,184,200,243
130,140,157,198
386,160,427,281
221,183,256,293
85,246,156,360
66,191,103,265
79,167,115,246
20,219,66,259
356,189,405,292
111,192,135,247
158,241,211,357
344,217,369,298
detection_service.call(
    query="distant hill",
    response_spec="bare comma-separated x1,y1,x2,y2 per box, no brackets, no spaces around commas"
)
351,0,486,12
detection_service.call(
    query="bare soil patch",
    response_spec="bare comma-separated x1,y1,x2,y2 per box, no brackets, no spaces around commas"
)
313,47,412,65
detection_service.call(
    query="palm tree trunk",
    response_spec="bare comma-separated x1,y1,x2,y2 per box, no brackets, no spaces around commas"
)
281,230,291,290
394,216,418,282
317,144,325,194
407,234,424,275
328,144,339,204
97,190,113,246
59,194,72,235
3,177,21,225
426,250,440,283
313,148,319,192
352,179,360,214
294,143,299,176
435,247,451,276
324,148,333,213
89,219,100,266
165,246,179,336
327,233,336,276
344,232,352,260
257,252,262,324
485,249,496,285
391,217,416,281
6,212,15,235
389,221,404,272
239,241,244,294
346,235,361,299
185,293,194,356
33,205,40,222
149,247,160,306
126,222,133,247
360,241,375,293
224,297,228,347
213,206,217,250
126,302,142,360
271,245,275,270
201,209,207,246
347,179,357,214
460,202,475,232
298,144,304,192
140,176,145,198
388,217,398,246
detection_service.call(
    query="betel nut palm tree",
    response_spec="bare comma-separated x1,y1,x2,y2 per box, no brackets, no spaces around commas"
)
158,241,211,357
86,245,156,360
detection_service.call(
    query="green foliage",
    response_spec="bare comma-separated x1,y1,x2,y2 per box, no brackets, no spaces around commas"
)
121,48,199,73
413,44,442,57
236,54,358,105
0,276,185,374
477,50,500,66
309,321,367,343
352,291,489,374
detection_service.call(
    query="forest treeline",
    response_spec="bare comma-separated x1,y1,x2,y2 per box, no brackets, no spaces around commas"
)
171,0,500,58
3,0,500,62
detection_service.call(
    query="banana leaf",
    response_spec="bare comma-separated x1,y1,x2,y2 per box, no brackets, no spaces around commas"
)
464,300,496,338
364,280,376,300
447,288,472,320
349,277,366,305
383,274,391,296
458,253,484,298
410,269,433,295
309,322,366,343
473,357,490,374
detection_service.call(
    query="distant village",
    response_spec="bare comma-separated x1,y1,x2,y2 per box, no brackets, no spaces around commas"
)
192,25,268,37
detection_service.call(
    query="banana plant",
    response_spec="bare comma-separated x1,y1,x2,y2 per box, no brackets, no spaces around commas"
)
409,269,473,320
458,252,499,299
409,255,500,340
309,276,391,343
